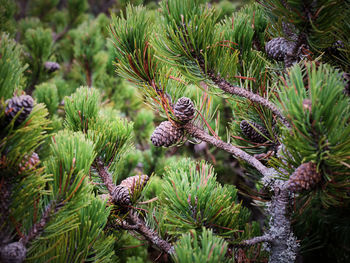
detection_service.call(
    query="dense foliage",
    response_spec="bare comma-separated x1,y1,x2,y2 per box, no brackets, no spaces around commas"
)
0,0,349,263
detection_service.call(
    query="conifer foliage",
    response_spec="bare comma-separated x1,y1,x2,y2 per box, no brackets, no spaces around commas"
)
1,0,350,262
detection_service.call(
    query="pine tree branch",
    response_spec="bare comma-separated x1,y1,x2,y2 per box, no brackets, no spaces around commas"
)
128,211,174,255
118,221,139,230
231,184,298,262
0,178,12,246
53,25,70,43
0,200,64,263
183,119,298,262
196,58,290,128
85,58,93,87
183,122,272,177
265,184,298,263
208,73,290,128
20,201,64,246
95,158,116,194
15,0,29,20
94,160,175,255
26,66,42,96
232,234,273,247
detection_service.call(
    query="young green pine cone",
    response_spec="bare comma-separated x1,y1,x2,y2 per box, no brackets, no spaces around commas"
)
120,174,149,193
151,121,183,147
288,162,321,192
5,95,34,125
174,97,195,122
240,120,269,143
111,185,131,205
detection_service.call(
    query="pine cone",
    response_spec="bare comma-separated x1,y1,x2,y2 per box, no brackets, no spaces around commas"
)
151,121,183,147
288,162,321,192
0,242,27,263
18,152,39,174
282,22,298,41
120,174,149,195
174,97,195,122
44,61,60,73
5,95,34,125
240,120,269,143
265,37,295,61
283,55,299,68
326,40,345,58
111,185,131,205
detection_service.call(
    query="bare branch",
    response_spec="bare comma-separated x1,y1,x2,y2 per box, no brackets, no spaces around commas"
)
231,184,298,262
232,234,273,248
266,184,299,263
52,25,70,43
95,158,116,194
183,122,272,177
118,221,139,230
196,58,290,128
20,201,64,246
209,74,290,128
128,211,174,255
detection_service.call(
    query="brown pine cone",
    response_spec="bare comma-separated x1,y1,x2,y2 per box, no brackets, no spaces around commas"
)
288,162,321,192
111,185,131,205
265,37,295,61
44,61,60,73
18,152,39,174
151,121,183,147
240,120,269,143
5,95,34,126
120,174,149,195
174,97,195,122
0,242,27,263
326,40,345,58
